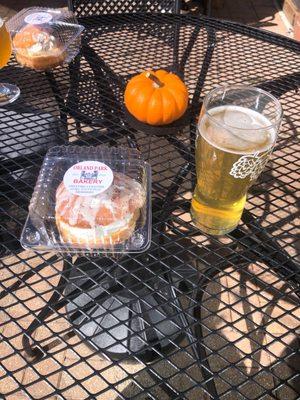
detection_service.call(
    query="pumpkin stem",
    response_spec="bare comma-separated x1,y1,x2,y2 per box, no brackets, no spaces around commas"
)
145,72,164,88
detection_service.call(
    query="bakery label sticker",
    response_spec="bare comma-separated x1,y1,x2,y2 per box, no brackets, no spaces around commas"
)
63,161,113,196
24,12,53,25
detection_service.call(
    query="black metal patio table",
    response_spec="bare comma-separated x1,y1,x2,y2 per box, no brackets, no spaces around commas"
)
0,12,299,400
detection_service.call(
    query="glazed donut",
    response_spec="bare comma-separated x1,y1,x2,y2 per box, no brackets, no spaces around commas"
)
55,172,145,248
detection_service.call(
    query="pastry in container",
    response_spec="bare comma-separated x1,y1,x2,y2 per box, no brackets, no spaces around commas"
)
12,25,66,70
55,172,146,248
21,146,151,255
6,8,84,71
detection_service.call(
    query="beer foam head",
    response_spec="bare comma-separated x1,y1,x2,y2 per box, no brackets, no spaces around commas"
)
200,106,276,154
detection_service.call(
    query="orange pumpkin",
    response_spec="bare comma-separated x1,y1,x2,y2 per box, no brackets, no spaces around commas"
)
124,69,189,126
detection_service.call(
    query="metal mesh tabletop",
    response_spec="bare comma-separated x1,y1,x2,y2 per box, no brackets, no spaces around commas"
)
0,13,300,400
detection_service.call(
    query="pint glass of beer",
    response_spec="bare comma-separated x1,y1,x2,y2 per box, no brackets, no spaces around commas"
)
191,86,282,236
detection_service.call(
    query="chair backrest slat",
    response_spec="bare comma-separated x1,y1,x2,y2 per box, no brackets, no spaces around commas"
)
69,0,181,17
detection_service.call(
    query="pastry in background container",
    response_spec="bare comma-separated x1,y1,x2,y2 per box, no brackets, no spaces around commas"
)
55,172,146,248
6,7,84,71
13,25,65,70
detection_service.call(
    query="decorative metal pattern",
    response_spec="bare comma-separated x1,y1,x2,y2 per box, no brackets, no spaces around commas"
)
0,13,299,400
68,0,181,17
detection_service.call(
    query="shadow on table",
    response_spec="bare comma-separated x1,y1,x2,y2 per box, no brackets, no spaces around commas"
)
2,221,297,398
108,231,300,399
0,65,68,256
0,64,70,109
114,289,299,398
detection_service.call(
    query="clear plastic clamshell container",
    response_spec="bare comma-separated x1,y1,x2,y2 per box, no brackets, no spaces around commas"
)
6,7,84,70
21,146,152,254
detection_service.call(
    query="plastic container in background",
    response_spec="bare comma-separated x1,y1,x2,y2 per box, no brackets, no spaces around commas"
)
6,8,84,71
21,146,152,254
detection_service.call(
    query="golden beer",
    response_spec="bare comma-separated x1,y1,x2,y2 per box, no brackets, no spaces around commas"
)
0,17,20,105
0,18,12,68
191,90,281,236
